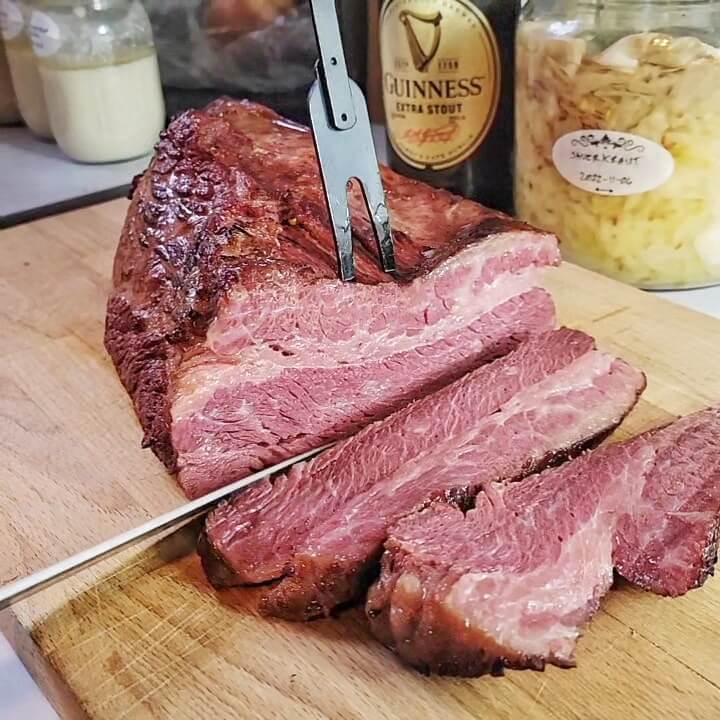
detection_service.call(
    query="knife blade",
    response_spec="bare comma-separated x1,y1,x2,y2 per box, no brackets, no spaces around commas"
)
0,443,333,611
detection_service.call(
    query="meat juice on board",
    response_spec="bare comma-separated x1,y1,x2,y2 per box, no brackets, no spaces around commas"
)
379,0,520,212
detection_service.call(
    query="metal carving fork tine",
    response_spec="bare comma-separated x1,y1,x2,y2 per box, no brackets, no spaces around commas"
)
308,0,396,282
358,171,394,273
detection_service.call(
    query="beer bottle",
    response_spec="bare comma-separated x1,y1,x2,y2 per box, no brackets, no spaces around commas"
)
379,0,520,213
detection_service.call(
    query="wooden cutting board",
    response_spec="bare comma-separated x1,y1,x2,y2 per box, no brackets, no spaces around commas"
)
2,200,720,720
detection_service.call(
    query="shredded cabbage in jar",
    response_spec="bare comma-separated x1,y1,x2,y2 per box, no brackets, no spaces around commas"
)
515,24,720,288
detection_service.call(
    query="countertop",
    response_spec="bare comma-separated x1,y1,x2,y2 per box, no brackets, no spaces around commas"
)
0,634,58,719
656,285,720,318
0,127,151,228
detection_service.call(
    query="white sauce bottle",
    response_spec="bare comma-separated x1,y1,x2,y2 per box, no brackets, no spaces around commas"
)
30,0,165,163
1,0,53,138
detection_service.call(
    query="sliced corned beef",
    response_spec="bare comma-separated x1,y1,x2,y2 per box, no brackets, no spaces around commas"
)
199,328,645,616
105,99,559,499
172,238,557,498
613,408,720,596
366,407,720,676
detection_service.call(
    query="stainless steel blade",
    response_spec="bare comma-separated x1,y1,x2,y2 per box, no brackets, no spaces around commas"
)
0,443,333,611
308,0,356,131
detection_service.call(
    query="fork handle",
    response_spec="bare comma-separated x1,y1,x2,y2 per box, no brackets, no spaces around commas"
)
309,0,357,131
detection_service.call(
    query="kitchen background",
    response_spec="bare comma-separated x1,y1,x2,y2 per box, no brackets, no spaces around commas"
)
3,0,720,304
1,0,720,715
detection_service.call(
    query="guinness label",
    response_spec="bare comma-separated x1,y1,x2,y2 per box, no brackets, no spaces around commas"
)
380,0,501,170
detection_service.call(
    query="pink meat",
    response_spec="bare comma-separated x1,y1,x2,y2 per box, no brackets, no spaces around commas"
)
613,408,720,596
105,99,561,498
172,236,558,497
367,407,720,676
199,329,645,608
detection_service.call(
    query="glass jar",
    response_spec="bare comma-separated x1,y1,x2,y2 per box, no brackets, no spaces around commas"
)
0,38,21,123
29,0,165,163
515,0,720,289
1,0,53,137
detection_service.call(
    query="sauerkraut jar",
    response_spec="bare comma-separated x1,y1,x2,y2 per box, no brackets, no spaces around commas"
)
515,0,720,288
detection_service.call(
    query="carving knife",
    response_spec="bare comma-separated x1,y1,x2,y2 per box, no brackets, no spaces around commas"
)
0,444,332,611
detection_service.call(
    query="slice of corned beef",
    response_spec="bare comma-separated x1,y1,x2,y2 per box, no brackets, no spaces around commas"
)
105,98,560,499
172,236,557,498
366,407,720,676
199,328,645,612
613,407,720,596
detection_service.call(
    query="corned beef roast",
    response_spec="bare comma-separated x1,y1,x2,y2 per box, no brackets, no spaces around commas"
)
104,98,720,682
200,328,646,618
105,99,560,499
367,407,720,676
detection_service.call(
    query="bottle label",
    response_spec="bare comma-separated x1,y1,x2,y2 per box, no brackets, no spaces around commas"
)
29,10,61,58
0,0,23,41
380,0,500,171
552,130,675,197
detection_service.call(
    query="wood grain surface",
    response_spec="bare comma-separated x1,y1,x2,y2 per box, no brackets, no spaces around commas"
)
0,201,184,589
2,200,720,719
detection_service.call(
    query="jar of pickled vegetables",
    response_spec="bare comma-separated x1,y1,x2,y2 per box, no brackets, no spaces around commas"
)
515,0,720,289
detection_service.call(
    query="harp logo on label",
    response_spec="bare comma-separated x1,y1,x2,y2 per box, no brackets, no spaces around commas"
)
380,0,500,170
400,8,443,72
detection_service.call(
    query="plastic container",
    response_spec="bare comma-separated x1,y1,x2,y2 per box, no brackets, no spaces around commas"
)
1,0,52,137
29,0,165,162
515,0,720,289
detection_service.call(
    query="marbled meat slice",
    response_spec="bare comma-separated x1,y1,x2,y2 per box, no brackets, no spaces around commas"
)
105,99,560,498
366,407,720,676
200,328,645,613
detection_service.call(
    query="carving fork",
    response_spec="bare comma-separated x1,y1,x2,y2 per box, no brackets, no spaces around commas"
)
308,0,396,281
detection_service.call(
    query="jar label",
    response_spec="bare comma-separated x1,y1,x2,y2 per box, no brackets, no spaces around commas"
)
29,10,61,58
552,130,675,197
0,0,23,41
380,0,500,171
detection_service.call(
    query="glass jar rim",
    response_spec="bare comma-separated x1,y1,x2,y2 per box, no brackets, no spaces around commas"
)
575,0,720,6
35,0,129,8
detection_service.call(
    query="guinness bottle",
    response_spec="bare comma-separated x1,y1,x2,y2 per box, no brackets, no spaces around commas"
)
379,0,520,213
